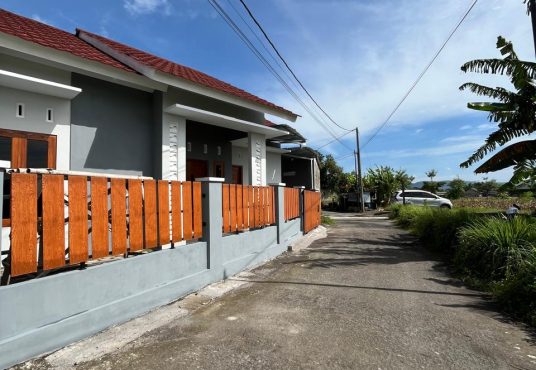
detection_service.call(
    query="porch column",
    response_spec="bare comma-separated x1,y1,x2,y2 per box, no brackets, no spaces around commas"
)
162,114,186,181
247,132,266,186
198,177,224,273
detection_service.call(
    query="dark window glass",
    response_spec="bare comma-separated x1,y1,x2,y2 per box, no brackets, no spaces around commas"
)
0,136,11,165
402,192,417,198
27,139,48,168
421,192,435,199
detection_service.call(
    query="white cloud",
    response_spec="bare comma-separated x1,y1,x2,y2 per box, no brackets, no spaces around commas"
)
124,0,171,15
415,128,423,134
460,125,472,130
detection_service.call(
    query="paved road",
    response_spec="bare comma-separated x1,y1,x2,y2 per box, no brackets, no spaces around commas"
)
24,218,536,369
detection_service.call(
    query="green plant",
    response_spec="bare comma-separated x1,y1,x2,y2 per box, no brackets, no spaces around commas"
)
456,217,536,281
321,215,335,225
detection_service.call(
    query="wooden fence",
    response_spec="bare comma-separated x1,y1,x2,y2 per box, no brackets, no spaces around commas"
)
303,190,321,233
222,184,275,233
8,173,202,277
284,187,300,221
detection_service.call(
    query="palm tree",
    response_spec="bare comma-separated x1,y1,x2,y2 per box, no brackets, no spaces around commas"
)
425,169,437,182
459,36,536,184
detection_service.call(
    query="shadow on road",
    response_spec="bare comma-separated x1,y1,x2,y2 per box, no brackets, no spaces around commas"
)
228,277,486,298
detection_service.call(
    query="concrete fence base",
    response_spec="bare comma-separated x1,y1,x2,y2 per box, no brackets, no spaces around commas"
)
0,180,305,369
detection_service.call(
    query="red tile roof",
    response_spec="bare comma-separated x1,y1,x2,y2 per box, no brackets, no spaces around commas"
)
0,9,135,73
78,29,297,118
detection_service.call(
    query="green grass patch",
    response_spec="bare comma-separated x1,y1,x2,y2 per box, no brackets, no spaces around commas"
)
321,214,335,225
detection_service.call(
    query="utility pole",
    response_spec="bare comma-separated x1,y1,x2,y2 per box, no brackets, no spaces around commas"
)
530,0,536,58
355,128,365,213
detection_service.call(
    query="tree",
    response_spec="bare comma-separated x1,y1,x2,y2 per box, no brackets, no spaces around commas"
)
459,36,536,185
338,171,357,193
364,166,412,207
319,154,344,195
395,170,415,205
425,169,437,182
474,177,499,197
446,178,466,199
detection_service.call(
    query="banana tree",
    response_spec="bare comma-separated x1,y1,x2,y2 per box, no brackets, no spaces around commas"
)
459,36,536,184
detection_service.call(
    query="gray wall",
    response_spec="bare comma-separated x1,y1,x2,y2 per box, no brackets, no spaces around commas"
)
164,86,265,124
70,73,156,177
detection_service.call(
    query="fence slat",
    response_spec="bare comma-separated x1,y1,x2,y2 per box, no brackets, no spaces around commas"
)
128,179,143,252
68,176,88,264
193,182,202,239
158,180,170,246
230,184,237,233
183,181,193,241
248,186,254,228
242,185,249,229
111,178,127,255
222,184,230,233
10,174,38,276
170,181,182,242
42,175,66,270
144,180,158,248
90,177,109,259
236,185,243,231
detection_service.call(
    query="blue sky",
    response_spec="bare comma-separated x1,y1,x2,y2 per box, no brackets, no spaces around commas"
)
2,0,534,182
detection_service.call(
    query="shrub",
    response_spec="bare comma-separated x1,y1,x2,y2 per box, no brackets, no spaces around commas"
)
493,265,536,326
456,217,536,281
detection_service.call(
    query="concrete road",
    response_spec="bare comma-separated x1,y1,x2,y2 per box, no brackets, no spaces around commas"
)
21,218,536,369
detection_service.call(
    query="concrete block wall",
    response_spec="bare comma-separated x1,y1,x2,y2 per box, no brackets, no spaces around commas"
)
0,181,305,368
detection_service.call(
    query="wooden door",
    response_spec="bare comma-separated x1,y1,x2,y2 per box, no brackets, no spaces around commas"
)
232,165,243,184
186,159,208,182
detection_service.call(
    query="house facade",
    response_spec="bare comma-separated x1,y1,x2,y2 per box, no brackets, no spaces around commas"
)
0,9,312,188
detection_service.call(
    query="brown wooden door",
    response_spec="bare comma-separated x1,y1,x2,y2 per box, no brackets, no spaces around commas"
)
232,165,243,184
186,159,208,181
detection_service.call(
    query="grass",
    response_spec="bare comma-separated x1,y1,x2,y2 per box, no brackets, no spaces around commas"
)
389,204,536,326
321,214,335,225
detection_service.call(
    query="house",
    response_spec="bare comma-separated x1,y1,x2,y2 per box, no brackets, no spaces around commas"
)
0,9,322,368
0,8,318,187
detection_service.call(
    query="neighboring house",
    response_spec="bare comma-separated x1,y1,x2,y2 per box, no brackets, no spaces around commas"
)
463,188,480,198
0,8,316,188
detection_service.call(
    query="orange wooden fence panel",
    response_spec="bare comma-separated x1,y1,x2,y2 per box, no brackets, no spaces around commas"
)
236,185,243,231
144,180,158,248
111,178,127,256
91,177,109,259
7,174,206,278
182,181,193,241
128,179,143,252
222,184,230,233
193,181,202,239
42,174,66,270
157,180,170,246
10,173,38,276
170,181,182,242
68,175,88,264
304,190,321,233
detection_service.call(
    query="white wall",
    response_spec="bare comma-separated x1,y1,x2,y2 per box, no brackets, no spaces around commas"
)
232,145,249,185
266,152,282,184
162,113,186,181
0,86,71,170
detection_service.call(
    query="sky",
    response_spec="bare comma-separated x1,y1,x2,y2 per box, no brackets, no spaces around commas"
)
2,0,534,182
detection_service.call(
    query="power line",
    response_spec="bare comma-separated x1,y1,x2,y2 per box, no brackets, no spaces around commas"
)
314,129,354,151
207,0,353,151
238,0,353,132
360,0,479,150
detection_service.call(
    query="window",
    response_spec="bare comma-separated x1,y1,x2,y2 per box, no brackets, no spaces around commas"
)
16,103,24,118
186,142,192,152
0,129,57,226
46,108,54,122
203,144,208,154
0,128,57,169
217,146,222,156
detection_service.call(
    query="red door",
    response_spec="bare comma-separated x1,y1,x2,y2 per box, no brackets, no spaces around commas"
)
232,165,243,184
186,159,208,182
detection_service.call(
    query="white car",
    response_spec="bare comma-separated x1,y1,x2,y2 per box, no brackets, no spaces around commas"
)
393,190,453,209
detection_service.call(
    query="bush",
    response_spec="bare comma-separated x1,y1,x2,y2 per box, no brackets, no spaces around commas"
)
493,265,536,326
456,217,536,281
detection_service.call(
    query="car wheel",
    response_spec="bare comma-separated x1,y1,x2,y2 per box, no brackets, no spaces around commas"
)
440,204,451,209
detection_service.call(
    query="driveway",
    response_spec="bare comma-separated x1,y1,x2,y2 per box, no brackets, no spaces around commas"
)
19,218,536,369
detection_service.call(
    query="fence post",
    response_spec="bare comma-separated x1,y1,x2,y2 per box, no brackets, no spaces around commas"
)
198,177,224,271
270,183,285,244
294,186,305,233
